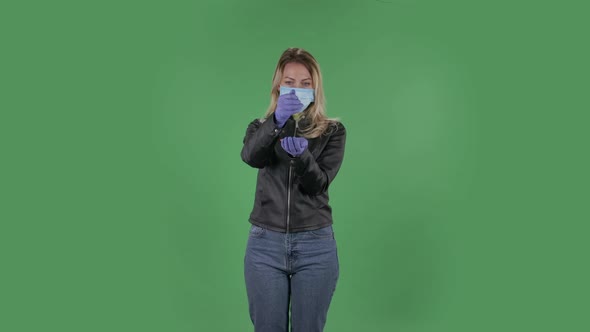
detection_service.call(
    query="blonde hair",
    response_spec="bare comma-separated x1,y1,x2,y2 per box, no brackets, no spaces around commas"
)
263,48,339,138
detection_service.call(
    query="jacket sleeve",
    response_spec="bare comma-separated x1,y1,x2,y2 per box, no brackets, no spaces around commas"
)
292,122,346,196
241,117,283,168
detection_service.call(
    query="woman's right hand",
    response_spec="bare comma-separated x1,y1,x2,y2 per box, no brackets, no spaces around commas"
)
273,89,303,128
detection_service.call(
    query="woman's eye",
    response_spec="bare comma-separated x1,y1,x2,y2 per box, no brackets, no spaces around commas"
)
304,82,311,86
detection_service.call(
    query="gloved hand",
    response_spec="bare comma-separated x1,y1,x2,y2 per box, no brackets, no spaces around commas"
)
281,136,308,157
273,89,303,128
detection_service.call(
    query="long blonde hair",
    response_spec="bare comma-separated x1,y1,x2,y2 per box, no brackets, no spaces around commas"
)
263,48,339,138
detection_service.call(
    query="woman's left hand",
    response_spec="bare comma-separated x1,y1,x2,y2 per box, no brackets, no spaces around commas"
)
280,137,308,157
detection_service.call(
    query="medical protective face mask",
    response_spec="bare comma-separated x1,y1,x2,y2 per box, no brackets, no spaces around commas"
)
279,86,315,116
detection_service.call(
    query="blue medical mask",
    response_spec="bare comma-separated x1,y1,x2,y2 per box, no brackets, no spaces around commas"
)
279,86,315,115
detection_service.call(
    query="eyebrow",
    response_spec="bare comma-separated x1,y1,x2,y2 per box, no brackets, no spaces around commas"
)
285,76,312,81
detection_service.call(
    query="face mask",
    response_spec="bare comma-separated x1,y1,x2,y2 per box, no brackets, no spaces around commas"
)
279,86,315,115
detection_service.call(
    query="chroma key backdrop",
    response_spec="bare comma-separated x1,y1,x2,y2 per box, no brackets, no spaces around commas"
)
2,0,588,331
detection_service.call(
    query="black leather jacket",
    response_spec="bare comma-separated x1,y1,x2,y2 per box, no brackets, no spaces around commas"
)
241,116,346,233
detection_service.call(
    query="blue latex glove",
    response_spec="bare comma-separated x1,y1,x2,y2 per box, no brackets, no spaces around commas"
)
274,89,303,128
280,136,308,157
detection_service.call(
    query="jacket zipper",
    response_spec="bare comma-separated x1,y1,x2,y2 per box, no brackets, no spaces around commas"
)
287,161,293,234
286,120,299,234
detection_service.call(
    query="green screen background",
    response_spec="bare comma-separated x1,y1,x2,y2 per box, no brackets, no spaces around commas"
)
2,0,588,331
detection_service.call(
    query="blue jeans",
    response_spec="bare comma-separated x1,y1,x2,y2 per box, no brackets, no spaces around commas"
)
244,224,340,332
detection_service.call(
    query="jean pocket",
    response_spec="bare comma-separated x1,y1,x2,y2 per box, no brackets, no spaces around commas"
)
309,225,334,238
249,224,265,237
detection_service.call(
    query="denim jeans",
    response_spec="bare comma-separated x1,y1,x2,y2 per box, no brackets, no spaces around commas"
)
244,224,340,332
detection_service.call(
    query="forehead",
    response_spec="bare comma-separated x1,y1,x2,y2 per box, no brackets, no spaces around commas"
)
282,62,311,79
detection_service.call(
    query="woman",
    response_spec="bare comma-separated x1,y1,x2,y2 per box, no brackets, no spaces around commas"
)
241,47,347,332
